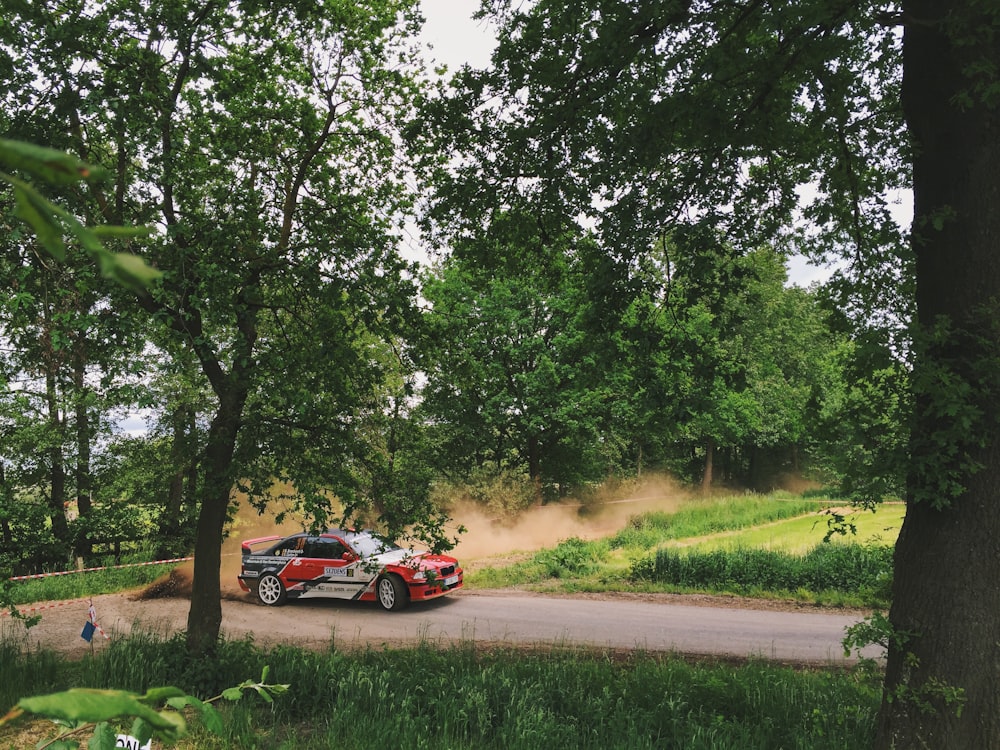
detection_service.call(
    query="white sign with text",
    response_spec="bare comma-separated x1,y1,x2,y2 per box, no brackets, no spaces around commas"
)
115,734,152,750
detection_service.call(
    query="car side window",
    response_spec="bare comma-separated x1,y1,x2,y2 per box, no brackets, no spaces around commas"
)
304,538,348,559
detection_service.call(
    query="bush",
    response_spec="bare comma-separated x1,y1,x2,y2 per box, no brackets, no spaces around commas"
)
535,538,607,578
631,543,892,598
0,498,66,575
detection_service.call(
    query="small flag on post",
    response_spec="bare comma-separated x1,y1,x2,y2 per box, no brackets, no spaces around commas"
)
81,599,109,642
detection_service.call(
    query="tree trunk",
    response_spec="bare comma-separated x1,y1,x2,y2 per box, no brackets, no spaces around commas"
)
185,390,245,655
527,434,544,505
73,338,92,559
45,363,69,546
0,464,12,548
875,3,1000,746
701,438,714,494
163,403,191,536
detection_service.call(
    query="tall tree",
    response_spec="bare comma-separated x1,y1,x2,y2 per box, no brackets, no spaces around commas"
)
0,242,143,560
418,213,608,500
421,1,999,744
2,0,431,652
623,237,844,489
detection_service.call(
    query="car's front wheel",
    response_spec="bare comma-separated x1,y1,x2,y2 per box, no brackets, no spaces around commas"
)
376,574,409,611
257,574,287,606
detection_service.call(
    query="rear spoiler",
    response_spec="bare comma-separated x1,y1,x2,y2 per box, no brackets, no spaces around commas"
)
240,535,283,554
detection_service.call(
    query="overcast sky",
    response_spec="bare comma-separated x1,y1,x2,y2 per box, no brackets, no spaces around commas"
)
419,1,497,71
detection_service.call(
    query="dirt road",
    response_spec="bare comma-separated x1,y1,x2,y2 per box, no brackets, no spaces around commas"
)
2,587,879,665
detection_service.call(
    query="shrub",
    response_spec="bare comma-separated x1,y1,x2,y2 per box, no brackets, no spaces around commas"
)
631,543,892,598
535,538,607,578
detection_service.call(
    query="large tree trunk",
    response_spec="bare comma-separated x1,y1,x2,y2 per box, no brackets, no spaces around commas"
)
875,2,1000,747
185,389,245,655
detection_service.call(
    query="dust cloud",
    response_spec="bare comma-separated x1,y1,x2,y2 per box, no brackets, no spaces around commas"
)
447,475,688,563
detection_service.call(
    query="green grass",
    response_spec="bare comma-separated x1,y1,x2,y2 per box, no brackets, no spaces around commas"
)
0,634,879,749
608,494,828,549
667,504,905,554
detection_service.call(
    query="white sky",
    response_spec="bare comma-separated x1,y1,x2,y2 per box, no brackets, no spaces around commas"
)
419,0,497,71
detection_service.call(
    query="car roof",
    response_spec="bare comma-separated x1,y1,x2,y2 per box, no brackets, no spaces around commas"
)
285,528,375,541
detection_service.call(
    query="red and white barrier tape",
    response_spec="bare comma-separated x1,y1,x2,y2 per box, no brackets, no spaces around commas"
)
1,597,91,617
8,556,193,582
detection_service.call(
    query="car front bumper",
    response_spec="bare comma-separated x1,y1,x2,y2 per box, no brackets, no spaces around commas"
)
408,571,464,601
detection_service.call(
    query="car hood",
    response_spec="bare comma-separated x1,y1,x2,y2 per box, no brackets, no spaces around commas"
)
370,548,455,571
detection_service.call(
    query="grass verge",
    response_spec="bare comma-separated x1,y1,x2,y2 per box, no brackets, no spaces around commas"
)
468,494,900,609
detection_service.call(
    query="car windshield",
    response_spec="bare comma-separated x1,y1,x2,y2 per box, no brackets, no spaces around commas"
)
346,530,402,558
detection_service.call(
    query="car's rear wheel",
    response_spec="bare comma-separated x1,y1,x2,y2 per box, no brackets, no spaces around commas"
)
376,574,408,611
257,574,287,606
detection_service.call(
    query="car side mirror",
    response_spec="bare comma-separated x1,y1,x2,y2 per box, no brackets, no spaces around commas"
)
342,551,357,561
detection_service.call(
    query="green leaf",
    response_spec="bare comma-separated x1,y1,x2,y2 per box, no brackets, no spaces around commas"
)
87,721,117,750
139,687,185,703
12,184,65,259
86,241,163,292
166,696,224,736
129,716,154,745
0,138,103,185
18,689,184,736
104,252,163,291
90,225,154,240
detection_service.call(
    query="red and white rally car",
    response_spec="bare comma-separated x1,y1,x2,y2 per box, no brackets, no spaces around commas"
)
237,528,463,611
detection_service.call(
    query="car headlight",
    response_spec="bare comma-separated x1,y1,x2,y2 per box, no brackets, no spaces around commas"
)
411,570,427,581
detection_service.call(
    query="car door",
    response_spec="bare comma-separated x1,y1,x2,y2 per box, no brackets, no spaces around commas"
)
294,535,368,600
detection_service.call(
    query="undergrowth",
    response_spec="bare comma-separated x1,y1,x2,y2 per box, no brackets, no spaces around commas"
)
630,544,892,605
0,634,879,749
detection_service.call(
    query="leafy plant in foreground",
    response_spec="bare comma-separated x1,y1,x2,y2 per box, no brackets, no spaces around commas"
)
0,667,288,749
